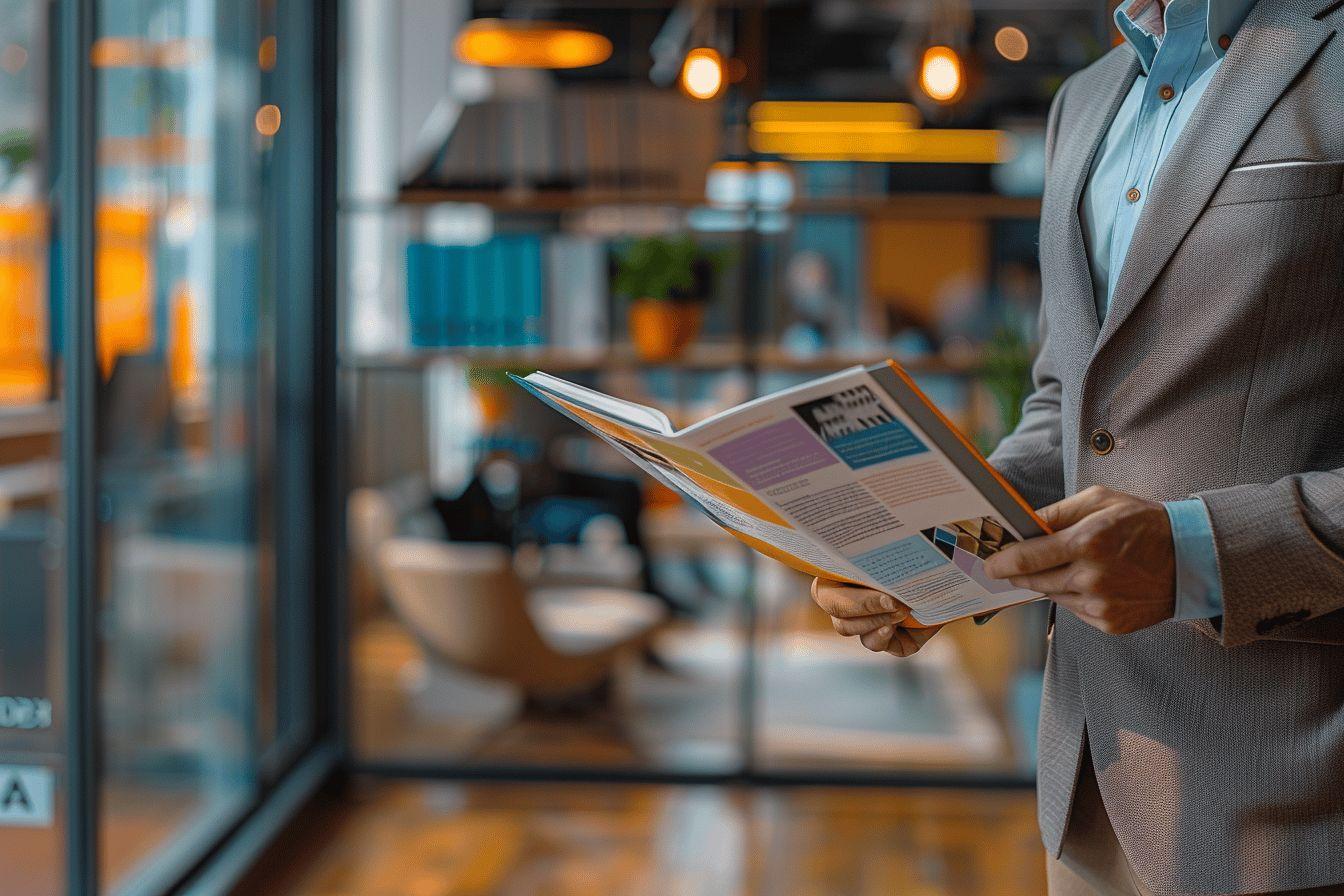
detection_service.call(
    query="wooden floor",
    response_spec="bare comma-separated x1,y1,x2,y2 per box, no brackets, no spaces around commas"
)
244,780,1046,896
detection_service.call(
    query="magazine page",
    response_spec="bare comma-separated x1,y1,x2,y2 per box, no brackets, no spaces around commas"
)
667,367,1042,624
514,368,1042,624
525,371,675,434
511,372,864,585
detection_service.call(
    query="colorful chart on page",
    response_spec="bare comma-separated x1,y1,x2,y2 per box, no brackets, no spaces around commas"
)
920,517,1019,595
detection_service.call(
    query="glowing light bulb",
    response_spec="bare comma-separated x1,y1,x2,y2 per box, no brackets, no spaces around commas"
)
681,47,724,101
919,45,964,103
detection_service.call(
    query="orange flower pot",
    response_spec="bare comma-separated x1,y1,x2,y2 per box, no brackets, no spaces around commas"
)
472,382,511,427
628,299,704,362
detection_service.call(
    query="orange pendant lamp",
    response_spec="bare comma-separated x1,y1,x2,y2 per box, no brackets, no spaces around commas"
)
454,18,612,69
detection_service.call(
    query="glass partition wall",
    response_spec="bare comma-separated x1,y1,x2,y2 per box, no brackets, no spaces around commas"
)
340,2,1105,784
0,0,337,893
0,3,70,893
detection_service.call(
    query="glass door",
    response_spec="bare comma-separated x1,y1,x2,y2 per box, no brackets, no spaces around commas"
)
1,0,337,892
0,2,69,894
92,0,267,890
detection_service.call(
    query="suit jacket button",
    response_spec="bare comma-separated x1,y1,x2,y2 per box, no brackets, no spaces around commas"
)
1090,428,1114,456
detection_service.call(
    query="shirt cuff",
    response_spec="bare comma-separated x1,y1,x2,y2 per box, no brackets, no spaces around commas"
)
1165,498,1224,621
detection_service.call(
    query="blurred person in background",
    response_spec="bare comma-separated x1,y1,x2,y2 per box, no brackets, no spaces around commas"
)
813,0,1344,893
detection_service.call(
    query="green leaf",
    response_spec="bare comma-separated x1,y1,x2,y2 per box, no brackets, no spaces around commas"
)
613,235,730,304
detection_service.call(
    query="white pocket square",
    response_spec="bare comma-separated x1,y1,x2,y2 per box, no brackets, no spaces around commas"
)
1231,159,1342,173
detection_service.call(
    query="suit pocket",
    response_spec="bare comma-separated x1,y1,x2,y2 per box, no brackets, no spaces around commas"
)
1209,160,1344,207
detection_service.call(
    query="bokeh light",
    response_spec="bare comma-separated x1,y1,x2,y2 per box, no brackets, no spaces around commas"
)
919,45,964,103
255,104,282,137
994,26,1030,62
0,44,27,74
454,19,612,69
258,35,277,71
681,47,725,101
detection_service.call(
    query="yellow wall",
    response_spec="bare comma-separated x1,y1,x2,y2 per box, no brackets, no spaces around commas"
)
867,217,988,328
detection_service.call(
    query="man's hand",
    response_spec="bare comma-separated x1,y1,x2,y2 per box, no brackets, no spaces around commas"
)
810,578,944,657
983,485,1175,635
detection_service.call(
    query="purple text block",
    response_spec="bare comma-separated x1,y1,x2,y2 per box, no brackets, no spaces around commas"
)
708,418,837,489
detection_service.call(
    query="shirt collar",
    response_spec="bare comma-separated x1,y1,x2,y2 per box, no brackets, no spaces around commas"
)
1114,0,1258,73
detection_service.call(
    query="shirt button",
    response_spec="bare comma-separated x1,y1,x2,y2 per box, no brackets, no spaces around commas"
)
1158,84,1176,101
1090,428,1114,456
1126,187,1141,203
1218,34,1232,51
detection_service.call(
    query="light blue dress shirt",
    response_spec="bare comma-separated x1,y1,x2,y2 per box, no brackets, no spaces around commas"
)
1079,0,1255,620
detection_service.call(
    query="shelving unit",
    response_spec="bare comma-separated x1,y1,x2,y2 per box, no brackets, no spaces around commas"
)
344,343,982,376
0,402,60,440
333,0,1073,787
395,187,1042,221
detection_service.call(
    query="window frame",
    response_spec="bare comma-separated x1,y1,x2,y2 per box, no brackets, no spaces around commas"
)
53,0,342,892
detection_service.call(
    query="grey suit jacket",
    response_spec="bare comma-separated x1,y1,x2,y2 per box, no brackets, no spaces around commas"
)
987,1,1344,893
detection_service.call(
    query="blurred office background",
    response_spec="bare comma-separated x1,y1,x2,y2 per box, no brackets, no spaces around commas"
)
0,1,1114,893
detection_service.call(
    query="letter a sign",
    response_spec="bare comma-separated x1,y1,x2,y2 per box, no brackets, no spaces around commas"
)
0,765,54,827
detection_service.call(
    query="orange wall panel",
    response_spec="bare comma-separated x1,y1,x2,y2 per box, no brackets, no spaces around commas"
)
0,205,51,405
866,217,988,329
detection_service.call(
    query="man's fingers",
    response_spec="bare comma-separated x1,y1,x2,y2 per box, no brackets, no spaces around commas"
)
831,611,907,637
1007,565,1078,595
811,579,907,619
913,625,941,647
859,625,895,653
984,533,1075,579
886,624,943,657
987,487,1126,580
1052,593,1104,621
1051,594,1125,634
888,628,918,657
1037,486,1117,531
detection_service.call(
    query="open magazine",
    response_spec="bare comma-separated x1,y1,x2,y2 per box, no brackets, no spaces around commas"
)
511,361,1048,626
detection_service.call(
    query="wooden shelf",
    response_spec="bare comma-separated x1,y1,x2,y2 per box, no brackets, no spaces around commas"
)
344,344,981,376
397,188,706,212
0,459,59,503
751,347,981,375
394,188,1041,220
345,343,746,373
791,193,1041,220
0,402,60,440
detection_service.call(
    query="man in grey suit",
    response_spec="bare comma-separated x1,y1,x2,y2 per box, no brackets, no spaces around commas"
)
811,0,1344,892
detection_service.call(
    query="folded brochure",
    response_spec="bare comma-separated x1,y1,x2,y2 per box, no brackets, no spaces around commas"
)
512,360,1048,626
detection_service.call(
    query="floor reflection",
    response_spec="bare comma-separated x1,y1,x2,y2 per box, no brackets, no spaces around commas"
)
353,596,1023,774
251,779,1047,896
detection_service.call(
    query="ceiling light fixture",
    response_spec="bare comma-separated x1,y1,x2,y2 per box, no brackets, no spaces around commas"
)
680,46,724,100
749,128,1014,165
919,45,965,103
454,19,612,70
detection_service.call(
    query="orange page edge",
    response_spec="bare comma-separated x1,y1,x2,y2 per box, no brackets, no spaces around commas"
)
882,359,1053,536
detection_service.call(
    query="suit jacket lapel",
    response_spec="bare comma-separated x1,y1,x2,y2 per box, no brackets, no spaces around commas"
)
1047,47,1141,347
1094,0,1336,356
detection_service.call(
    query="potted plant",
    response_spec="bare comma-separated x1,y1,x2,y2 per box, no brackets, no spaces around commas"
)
466,365,514,428
0,130,36,191
977,324,1035,454
613,235,725,362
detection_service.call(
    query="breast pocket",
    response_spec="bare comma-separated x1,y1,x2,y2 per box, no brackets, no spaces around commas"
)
1209,160,1344,207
